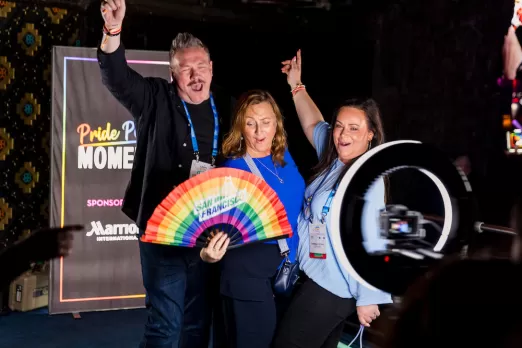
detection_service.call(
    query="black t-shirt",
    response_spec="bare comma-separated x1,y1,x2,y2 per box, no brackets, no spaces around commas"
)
185,98,216,163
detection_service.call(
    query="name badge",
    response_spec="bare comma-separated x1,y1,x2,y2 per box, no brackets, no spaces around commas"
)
189,160,214,178
309,223,327,259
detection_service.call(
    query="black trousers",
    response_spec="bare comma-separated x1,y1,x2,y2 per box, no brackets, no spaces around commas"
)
272,278,356,348
138,240,225,348
220,243,284,348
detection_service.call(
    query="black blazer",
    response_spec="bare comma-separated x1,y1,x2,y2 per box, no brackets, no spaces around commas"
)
97,44,235,230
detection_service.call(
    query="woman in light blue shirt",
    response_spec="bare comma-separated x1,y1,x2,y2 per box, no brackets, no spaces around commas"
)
272,50,392,348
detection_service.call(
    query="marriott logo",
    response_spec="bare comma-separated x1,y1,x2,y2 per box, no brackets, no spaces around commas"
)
86,221,139,242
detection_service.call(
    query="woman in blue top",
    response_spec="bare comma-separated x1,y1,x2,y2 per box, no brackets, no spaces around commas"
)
272,51,392,348
200,90,305,348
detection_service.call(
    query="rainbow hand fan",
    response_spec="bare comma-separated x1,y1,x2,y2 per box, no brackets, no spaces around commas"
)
141,167,293,248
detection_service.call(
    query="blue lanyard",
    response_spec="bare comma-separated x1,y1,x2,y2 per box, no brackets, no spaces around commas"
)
181,93,219,165
305,164,339,224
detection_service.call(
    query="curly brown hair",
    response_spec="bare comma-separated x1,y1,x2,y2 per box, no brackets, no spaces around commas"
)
222,90,287,166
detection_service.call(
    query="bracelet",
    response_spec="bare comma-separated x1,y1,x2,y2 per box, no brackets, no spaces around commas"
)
103,24,121,37
291,83,306,97
291,83,305,92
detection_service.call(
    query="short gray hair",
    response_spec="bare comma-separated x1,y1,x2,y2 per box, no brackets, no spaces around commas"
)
169,32,210,63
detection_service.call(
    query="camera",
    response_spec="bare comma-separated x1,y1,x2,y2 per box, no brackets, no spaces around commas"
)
330,141,472,295
379,205,425,240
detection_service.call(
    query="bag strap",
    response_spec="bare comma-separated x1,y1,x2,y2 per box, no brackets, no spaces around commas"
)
243,153,290,256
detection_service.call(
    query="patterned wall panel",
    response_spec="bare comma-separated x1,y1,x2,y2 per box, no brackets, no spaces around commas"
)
0,2,82,248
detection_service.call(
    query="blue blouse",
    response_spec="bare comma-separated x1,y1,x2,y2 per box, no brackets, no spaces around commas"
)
222,149,306,263
297,122,393,305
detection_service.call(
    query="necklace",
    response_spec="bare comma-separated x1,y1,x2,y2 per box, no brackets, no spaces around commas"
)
254,158,284,183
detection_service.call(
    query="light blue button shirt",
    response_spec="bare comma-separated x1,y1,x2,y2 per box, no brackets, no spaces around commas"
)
297,121,392,306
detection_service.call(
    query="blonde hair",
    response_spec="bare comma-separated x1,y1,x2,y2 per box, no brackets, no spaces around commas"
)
222,90,287,166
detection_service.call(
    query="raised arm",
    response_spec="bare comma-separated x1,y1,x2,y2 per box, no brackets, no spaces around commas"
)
281,50,324,147
98,0,154,121
503,26,522,80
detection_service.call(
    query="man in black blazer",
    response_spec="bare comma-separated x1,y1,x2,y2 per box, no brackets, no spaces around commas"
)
98,1,233,347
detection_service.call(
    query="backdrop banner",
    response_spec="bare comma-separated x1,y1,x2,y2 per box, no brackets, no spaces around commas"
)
49,46,169,314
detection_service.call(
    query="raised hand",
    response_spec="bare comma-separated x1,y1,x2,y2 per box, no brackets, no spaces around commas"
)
281,49,303,89
200,231,230,263
503,26,522,80
100,0,126,29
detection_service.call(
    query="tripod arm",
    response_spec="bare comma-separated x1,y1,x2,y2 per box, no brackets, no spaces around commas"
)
423,214,517,236
474,222,517,236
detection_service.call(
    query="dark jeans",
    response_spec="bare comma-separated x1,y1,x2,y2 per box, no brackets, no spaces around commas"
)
272,278,356,348
138,240,222,348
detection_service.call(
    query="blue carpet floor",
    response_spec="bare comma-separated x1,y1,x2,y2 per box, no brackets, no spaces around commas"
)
0,307,366,347
0,307,145,348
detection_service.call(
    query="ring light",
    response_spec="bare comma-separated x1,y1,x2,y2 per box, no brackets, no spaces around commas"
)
329,141,474,295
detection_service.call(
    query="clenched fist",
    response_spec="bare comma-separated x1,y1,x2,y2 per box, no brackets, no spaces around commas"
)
357,304,380,327
100,0,126,30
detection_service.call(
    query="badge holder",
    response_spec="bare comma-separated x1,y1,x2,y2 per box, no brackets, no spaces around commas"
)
182,93,219,178
189,152,214,178
306,175,337,260
309,214,328,259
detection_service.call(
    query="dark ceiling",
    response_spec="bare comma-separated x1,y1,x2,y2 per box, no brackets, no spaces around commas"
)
28,0,349,11
22,0,390,29
21,0,372,27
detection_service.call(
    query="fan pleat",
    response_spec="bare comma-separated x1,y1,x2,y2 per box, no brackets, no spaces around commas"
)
141,168,293,249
